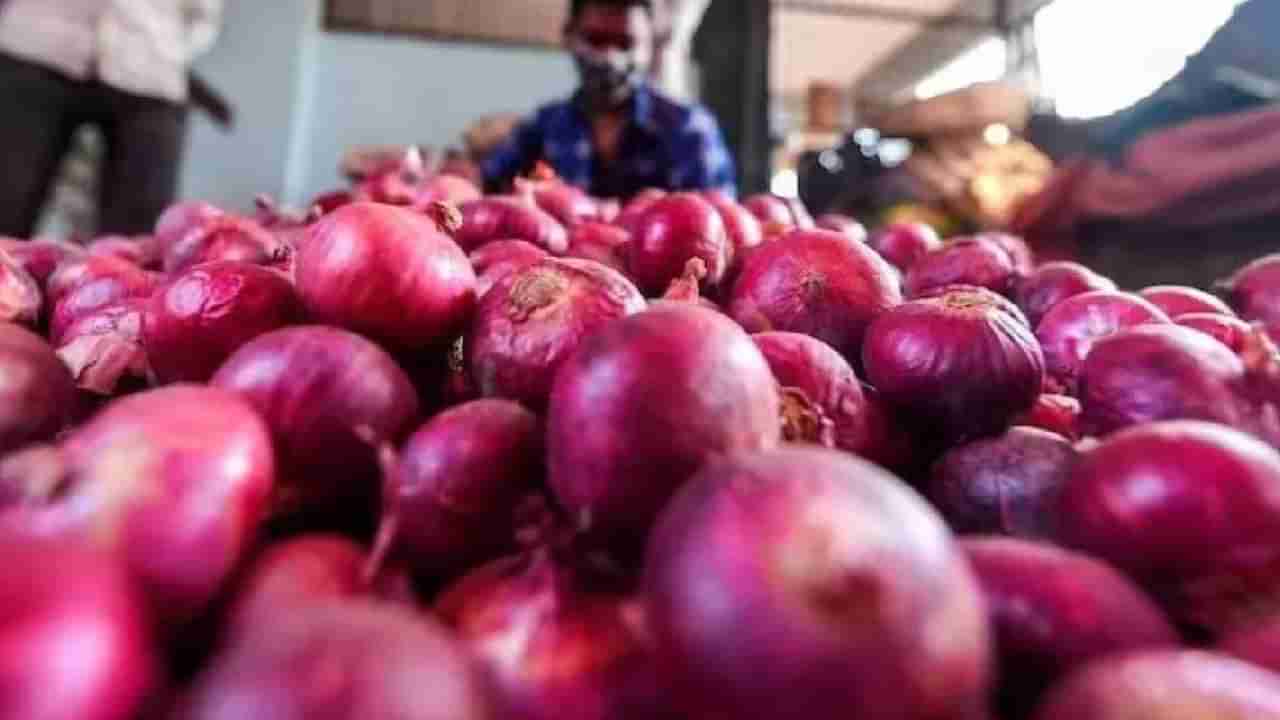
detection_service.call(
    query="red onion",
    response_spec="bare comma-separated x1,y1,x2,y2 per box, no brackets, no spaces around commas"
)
863,286,1045,445
1035,290,1170,392
47,255,158,342
645,447,991,720
928,427,1076,538
628,193,729,295
55,300,150,396
223,534,414,643
0,537,157,720
458,196,569,254
0,250,41,328
164,214,289,275
0,324,75,452
1078,324,1251,437
470,239,550,296
729,228,902,361
467,258,646,410
309,189,353,216
1222,254,1280,341
154,200,225,250
0,386,274,625
143,261,303,384
178,601,491,720
1016,394,1082,440
742,193,813,229
1140,284,1234,318
1058,420,1280,634
212,326,419,524
518,173,600,228
1177,312,1253,354
1219,613,1280,675
416,173,483,210
815,213,868,242
963,538,1177,718
867,222,942,271
751,331,869,452
296,202,476,351
613,189,666,238
858,384,919,473
1034,651,1280,719
372,399,542,580
565,222,630,272
1014,261,1116,329
706,193,765,264
0,238,84,287
87,235,161,269
350,147,430,206
438,547,671,720
548,303,781,550
975,232,1034,274
906,236,1022,298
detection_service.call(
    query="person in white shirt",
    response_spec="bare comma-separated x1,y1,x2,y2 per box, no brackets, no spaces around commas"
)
0,0,222,237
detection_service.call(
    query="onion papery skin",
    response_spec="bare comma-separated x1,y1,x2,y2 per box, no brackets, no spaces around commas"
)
55,300,151,396
751,331,869,452
470,240,550,297
1057,420,1280,635
547,303,781,551
644,447,992,720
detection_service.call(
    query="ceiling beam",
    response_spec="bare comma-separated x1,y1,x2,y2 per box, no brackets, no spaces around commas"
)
774,0,1043,30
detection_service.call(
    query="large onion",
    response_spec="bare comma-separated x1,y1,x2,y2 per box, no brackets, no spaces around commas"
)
628,193,729,295
867,222,942,272
1221,253,1280,341
1057,420,1280,634
0,323,75,452
144,261,303,384
457,196,569,254
863,286,1044,445
212,326,419,524
705,193,765,265
906,237,1022,298
547,303,781,550
296,202,476,352
1035,290,1170,391
164,214,289,275
645,447,991,720
729,228,902,362
467,258,646,410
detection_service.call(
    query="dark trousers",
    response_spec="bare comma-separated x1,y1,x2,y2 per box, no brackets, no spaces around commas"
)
0,52,188,238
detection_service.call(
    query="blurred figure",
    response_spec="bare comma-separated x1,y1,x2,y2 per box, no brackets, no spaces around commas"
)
0,0,224,238
482,0,735,198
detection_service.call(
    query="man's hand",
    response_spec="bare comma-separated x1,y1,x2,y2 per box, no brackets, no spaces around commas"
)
869,82,1034,137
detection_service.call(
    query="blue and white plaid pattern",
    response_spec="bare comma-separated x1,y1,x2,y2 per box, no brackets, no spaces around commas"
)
482,87,737,199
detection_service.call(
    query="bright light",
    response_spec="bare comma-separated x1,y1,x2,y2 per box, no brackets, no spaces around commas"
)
914,38,1008,100
771,169,799,199
1036,0,1244,118
984,124,1012,146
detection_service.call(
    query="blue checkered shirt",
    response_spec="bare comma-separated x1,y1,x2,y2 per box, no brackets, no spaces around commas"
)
481,87,737,199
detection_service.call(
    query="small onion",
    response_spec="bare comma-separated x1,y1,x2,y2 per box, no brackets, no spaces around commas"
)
0,537,157,720
374,399,542,580
975,232,1034,275
628,193,729,295
55,300,150,396
1014,261,1116,329
164,215,289,275
1016,394,1082,440
705,193,765,265
1078,324,1250,437
154,200,225,250
178,601,491,720
645,447,991,720
613,189,666,238
212,326,420,524
144,261,303,384
1058,420,1280,634
470,240,550,297
467,258,646,410
962,538,1178,718
1034,651,1280,720
520,176,600,228
863,286,1045,445
928,427,1077,538
296,202,476,351
47,255,157,343
815,213,867,243
751,331,869,452
742,193,813,229
564,222,630,272
87,235,161,269
0,323,75,452
437,547,671,720
1035,290,1170,392
548,303,781,550
457,196,569,254
1221,254,1280,341
729,228,902,362
1140,284,1235,318
1177,312,1253,354
867,222,942,271
906,236,1022,298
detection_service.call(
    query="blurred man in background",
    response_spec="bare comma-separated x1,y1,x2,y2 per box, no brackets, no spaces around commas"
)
0,0,224,238
482,0,736,198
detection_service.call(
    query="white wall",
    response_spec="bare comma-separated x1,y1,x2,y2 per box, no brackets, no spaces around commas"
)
294,32,574,203
180,1,577,211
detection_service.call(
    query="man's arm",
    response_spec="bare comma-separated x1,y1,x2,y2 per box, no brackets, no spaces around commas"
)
481,117,544,195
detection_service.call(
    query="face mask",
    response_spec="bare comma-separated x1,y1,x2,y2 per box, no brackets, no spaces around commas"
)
573,44,642,110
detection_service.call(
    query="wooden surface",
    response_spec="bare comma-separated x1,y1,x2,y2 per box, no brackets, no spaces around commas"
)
324,0,566,48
